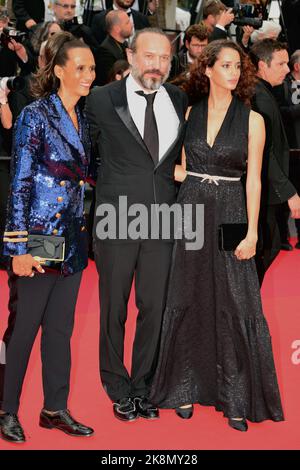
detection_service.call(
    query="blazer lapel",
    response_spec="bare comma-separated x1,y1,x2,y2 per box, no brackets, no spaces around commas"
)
47,93,86,162
109,79,150,156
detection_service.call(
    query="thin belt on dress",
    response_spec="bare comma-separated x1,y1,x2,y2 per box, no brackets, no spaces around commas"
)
186,171,241,186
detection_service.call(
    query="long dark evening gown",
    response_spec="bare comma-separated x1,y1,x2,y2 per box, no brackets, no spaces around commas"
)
150,96,284,422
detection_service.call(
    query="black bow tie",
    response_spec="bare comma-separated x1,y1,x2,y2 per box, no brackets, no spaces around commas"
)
127,10,132,17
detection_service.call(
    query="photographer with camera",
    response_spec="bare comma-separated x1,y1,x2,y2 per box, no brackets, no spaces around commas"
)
51,1,98,51
0,8,37,78
202,1,234,41
0,8,28,74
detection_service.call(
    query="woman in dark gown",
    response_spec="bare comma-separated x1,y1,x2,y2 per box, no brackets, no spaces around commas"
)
150,40,284,432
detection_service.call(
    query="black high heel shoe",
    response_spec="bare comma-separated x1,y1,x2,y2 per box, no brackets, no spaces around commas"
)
228,418,248,432
175,405,194,419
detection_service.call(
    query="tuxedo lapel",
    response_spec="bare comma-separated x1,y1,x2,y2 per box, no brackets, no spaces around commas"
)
109,79,150,156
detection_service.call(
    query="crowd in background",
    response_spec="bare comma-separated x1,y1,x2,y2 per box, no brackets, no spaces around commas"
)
0,0,300,443
1,1,300,266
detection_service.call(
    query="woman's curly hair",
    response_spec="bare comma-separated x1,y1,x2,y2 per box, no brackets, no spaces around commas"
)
182,39,257,105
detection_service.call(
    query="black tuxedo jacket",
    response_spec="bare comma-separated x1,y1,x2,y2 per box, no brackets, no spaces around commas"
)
13,0,45,31
91,8,150,44
94,35,127,86
209,26,228,42
282,0,300,53
252,79,296,206
105,0,149,13
85,78,188,241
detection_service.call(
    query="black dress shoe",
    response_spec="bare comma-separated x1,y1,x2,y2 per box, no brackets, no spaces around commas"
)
134,397,159,420
295,240,300,249
175,405,194,419
113,398,138,422
281,241,293,251
0,413,26,443
228,418,248,432
39,409,94,437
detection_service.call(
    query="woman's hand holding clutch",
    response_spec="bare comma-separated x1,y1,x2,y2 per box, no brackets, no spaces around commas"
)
12,254,45,277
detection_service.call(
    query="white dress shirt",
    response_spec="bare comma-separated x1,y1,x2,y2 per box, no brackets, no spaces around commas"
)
126,74,180,161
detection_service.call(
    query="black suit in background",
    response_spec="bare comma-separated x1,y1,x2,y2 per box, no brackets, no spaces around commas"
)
273,74,300,242
252,78,297,285
91,8,150,45
105,0,149,13
94,35,127,86
169,50,190,81
209,26,229,42
282,0,300,54
61,18,99,53
83,0,150,26
190,0,202,25
85,78,188,401
12,0,45,31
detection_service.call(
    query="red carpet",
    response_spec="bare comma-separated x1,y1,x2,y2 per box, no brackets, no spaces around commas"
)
0,242,300,450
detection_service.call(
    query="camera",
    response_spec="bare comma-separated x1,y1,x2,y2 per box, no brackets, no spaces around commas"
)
0,26,27,49
232,3,263,29
0,76,25,92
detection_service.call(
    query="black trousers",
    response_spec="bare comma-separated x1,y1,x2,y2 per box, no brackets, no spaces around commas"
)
95,240,173,401
1,270,82,414
255,204,281,286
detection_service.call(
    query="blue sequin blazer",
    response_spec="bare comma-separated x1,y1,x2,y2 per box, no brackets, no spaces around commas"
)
3,93,91,275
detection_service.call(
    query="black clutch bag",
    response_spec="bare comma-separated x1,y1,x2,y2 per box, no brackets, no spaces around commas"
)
27,235,65,269
218,223,248,251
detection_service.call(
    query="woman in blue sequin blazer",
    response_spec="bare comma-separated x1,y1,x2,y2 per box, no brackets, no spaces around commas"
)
0,32,96,443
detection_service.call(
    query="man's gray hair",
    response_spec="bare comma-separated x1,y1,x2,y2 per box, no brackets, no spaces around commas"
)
290,50,300,71
129,28,171,53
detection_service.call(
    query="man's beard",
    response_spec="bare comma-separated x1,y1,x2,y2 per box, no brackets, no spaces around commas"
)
131,64,171,91
115,0,135,9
